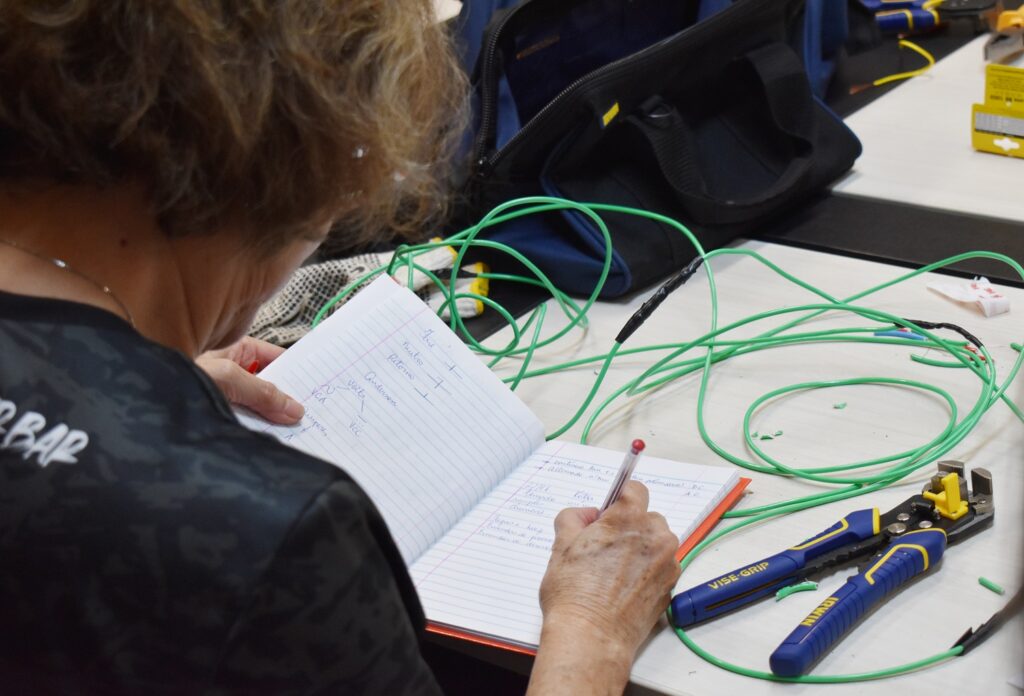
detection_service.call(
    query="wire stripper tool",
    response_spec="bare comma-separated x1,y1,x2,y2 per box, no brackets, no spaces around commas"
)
669,461,995,677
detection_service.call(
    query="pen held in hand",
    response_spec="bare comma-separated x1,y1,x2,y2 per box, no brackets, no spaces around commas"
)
599,438,645,513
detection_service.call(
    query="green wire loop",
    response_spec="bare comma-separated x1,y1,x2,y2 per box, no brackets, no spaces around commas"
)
307,196,1023,683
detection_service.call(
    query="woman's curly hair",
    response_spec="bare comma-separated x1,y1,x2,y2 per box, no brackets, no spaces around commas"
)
0,0,467,251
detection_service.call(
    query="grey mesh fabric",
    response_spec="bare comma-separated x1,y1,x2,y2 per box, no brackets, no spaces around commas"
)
250,248,486,347
249,254,385,347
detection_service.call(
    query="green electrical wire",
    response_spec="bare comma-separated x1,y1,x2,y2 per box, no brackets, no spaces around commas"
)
307,196,1023,682
566,247,1021,523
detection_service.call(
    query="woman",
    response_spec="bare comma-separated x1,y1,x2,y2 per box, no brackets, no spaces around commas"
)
0,1,681,694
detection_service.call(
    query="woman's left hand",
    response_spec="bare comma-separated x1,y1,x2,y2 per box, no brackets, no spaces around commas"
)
196,337,305,424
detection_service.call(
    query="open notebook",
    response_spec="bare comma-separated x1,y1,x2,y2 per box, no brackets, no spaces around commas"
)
237,277,746,652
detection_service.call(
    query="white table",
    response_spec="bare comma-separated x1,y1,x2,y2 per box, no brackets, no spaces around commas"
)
485,241,1023,695
833,34,1024,223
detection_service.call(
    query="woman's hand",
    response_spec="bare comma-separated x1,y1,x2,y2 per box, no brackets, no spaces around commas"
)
528,481,681,695
196,337,305,424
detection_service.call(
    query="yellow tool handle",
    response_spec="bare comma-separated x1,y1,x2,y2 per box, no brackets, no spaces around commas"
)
996,9,1024,32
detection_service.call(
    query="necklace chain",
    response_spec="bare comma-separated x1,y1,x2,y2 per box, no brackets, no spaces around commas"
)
0,237,137,328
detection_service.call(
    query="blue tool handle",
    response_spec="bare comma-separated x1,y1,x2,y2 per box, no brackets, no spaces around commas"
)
877,8,938,34
670,551,802,627
670,509,880,627
769,528,947,677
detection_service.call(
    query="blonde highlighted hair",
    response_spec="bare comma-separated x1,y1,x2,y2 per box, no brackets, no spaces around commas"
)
0,0,467,249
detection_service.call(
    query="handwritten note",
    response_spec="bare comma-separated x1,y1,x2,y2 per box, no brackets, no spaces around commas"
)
237,277,546,563
237,277,740,650
410,440,738,648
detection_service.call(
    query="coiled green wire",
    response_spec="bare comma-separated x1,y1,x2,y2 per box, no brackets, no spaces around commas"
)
311,196,1023,682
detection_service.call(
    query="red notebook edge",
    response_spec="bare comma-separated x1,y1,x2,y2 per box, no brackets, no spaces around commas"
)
424,476,752,656
674,476,750,563
425,625,539,657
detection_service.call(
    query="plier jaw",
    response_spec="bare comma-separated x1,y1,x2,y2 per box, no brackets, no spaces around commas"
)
871,461,993,545
669,462,995,677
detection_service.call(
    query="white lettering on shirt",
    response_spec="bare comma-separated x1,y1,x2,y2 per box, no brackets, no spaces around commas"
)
0,396,89,467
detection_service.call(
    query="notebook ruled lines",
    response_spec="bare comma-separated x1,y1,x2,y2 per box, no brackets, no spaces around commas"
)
412,440,571,588
411,440,738,646
237,278,545,562
233,277,739,647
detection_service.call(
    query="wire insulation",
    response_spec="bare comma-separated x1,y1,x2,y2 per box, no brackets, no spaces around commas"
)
310,197,1023,682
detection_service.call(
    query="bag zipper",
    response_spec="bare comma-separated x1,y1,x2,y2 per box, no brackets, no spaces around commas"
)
473,3,521,171
473,0,767,179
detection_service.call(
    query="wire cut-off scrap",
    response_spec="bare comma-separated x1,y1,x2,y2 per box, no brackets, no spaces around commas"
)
979,577,1005,595
775,581,818,601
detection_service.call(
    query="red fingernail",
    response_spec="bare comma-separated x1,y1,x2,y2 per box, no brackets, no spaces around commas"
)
246,360,260,374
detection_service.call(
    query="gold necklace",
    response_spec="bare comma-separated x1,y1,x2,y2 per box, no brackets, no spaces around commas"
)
0,237,137,328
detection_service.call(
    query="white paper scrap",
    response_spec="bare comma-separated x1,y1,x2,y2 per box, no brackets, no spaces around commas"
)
927,277,1010,317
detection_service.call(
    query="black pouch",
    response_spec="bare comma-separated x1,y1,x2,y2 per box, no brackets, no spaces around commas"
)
463,0,862,297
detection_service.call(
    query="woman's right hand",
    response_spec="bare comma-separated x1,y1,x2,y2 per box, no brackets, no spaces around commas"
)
527,481,682,695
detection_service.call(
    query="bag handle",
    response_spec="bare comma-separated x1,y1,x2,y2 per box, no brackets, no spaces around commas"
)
627,42,816,226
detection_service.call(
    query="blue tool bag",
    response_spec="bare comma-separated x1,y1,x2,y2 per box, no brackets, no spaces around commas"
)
457,0,861,297
699,0,849,98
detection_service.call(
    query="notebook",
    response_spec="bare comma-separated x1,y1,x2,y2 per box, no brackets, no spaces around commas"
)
237,277,747,652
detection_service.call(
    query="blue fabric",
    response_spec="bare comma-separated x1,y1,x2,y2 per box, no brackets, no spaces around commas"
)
454,0,520,71
697,0,732,20
699,0,848,98
459,0,854,298
459,1,849,142
796,0,848,98
538,171,632,297
457,0,633,298
454,0,523,159
495,78,520,149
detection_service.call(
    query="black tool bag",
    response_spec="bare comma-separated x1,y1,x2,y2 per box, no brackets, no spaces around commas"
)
462,0,862,297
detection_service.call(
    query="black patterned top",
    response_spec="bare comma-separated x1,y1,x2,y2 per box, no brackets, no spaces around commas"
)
0,291,441,695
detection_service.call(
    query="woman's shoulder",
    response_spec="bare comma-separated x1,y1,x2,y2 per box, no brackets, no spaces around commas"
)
2,290,338,483
1,288,374,573
1,294,427,691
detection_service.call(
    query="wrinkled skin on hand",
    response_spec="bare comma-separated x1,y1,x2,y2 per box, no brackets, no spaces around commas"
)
540,480,681,651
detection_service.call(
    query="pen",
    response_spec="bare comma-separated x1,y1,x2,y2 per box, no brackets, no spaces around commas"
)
600,438,645,513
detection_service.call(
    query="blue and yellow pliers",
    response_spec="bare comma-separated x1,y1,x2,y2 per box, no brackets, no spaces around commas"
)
859,0,943,33
860,0,1000,34
669,461,995,677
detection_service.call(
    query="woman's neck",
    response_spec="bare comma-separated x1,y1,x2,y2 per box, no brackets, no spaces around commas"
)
0,181,218,356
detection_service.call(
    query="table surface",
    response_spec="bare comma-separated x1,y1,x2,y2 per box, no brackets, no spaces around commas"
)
832,34,1024,222
754,29,1024,288
482,241,1023,695
428,7,1024,691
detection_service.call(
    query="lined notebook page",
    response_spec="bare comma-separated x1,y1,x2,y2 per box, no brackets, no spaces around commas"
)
410,440,739,648
237,277,545,563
